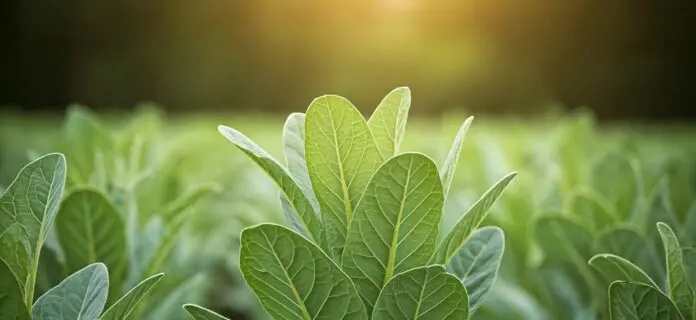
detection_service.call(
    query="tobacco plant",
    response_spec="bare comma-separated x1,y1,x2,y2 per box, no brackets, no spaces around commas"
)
184,87,516,319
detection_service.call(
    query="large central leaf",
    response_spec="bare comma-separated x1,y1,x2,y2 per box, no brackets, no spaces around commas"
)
240,224,367,320
0,153,66,302
341,153,443,312
305,95,383,257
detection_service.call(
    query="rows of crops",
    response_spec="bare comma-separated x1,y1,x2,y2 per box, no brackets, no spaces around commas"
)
1,88,695,319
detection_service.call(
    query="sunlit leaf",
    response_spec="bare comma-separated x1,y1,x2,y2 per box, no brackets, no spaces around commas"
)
282,112,320,214
440,116,473,199
367,87,411,159
342,153,443,312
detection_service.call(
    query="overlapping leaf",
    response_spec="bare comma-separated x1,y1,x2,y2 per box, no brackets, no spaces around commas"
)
431,172,516,264
447,226,504,314
440,116,474,199
0,153,66,301
240,224,367,320
218,126,321,244
100,273,164,320
32,263,109,320
305,95,383,257
282,113,320,213
56,188,127,300
372,265,468,320
367,87,411,159
609,281,682,320
342,153,443,312
588,254,659,289
658,222,695,319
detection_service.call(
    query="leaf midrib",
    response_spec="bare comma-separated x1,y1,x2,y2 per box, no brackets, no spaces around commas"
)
327,107,354,224
263,233,312,320
384,158,413,284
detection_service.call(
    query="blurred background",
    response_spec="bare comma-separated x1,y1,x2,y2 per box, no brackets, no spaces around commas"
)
2,0,695,119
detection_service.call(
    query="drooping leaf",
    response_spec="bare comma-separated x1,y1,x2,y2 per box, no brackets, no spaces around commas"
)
372,265,468,320
431,172,516,264
609,281,682,320
0,153,66,302
218,126,321,244
588,254,659,289
32,263,109,320
182,304,230,320
240,224,367,320
305,95,383,257
367,87,411,159
342,153,443,312
56,188,128,301
282,112,320,214
447,226,505,314
0,261,30,320
440,116,474,199
100,273,164,320
658,222,695,319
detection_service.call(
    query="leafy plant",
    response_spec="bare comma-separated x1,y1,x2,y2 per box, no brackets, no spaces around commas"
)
185,87,516,319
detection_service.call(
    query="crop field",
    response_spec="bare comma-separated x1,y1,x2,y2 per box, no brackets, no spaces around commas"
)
1,89,696,320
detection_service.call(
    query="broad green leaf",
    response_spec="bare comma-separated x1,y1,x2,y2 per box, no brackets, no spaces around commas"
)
56,188,128,301
283,113,320,213
447,226,504,314
62,106,113,186
305,95,383,257
218,126,321,244
431,172,516,264
32,263,109,320
367,87,411,158
342,153,443,312
591,152,642,219
0,261,30,319
658,222,695,319
597,227,664,285
0,153,66,303
240,224,367,320
609,281,682,320
568,191,616,232
100,273,164,320
182,304,229,320
372,265,468,320
440,116,474,198
588,254,659,289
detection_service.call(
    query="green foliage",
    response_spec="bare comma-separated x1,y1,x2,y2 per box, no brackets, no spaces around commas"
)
212,87,515,319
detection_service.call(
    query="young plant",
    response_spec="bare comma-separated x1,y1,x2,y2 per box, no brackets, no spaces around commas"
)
0,154,164,319
185,87,516,319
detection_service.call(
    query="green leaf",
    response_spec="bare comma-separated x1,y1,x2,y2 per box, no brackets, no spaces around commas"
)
0,153,66,305
567,191,616,232
62,106,114,186
440,116,473,199
588,254,659,289
56,188,128,301
596,227,664,285
160,183,220,221
279,192,309,238
372,265,468,320
367,87,411,159
305,95,383,257
658,222,695,319
341,153,443,312
240,223,367,320
431,172,516,264
609,281,682,320
591,152,642,219
682,248,696,291
218,126,321,244
32,263,109,320
182,304,229,320
282,112,320,214
100,273,164,320
447,226,504,314
0,261,30,319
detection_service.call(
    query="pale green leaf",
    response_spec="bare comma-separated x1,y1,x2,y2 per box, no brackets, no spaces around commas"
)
32,263,109,320
658,222,695,319
342,153,443,312
305,95,383,257
240,223,367,320
62,106,113,186
182,304,229,320
588,254,659,289
431,172,516,264
0,153,66,302
609,281,682,320
440,116,473,199
597,227,664,285
161,183,220,221
279,192,309,238
0,260,30,320
372,265,468,320
100,273,164,320
56,188,128,301
567,191,616,232
282,113,320,214
218,125,321,244
447,226,504,314
367,87,411,158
